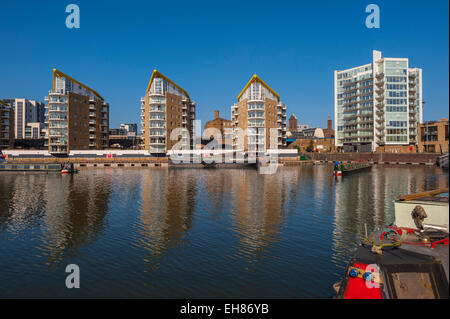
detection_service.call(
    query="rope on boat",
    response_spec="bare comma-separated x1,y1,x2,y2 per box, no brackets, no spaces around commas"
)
362,226,449,254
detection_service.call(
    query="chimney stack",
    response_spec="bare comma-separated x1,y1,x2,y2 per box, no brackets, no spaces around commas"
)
327,116,332,130
215,110,219,120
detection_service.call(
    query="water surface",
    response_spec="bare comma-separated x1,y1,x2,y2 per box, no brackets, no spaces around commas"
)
0,165,447,298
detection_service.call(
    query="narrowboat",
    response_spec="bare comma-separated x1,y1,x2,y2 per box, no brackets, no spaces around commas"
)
333,161,372,176
0,163,63,172
334,189,449,299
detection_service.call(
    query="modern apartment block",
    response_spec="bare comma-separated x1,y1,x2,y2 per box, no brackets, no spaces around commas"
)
0,100,14,149
3,98,45,139
141,70,196,154
46,69,109,154
231,75,286,154
418,119,449,153
334,50,423,152
24,122,46,139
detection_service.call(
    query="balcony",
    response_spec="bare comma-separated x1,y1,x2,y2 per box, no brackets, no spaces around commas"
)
150,146,166,153
149,140,166,145
149,116,165,121
375,73,384,79
358,127,374,132
149,107,165,113
247,98,265,103
247,130,265,136
149,133,165,137
49,141,68,146
149,124,166,129
344,115,358,121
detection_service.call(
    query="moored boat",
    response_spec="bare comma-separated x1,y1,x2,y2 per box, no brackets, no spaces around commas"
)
333,161,372,176
0,162,63,172
61,163,78,174
334,189,449,299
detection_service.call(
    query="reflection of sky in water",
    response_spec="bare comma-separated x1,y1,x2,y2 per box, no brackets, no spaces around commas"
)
0,166,447,298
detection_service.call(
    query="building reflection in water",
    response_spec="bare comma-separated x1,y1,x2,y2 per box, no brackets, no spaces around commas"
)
39,172,112,267
229,168,299,266
332,165,449,272
0,173,47,232
0,171,112,268
203,170,234,218
137,169,197,265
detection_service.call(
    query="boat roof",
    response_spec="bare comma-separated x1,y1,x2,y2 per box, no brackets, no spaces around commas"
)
397,188,449,204
410,195,449,204
340,243,449,299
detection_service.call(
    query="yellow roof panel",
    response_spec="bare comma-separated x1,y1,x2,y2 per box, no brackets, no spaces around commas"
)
237,74,280,101
145,69,190,100
53,69,104,101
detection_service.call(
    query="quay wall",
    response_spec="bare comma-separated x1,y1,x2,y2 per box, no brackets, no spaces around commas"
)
4,157,168,164
2,150,443,167
299,153,442,165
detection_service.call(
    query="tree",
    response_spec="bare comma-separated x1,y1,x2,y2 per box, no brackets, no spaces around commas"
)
306,140,314,152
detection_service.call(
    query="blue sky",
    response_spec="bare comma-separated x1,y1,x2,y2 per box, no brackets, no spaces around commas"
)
0,0,448,129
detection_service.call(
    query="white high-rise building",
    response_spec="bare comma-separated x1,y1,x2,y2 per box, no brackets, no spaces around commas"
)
334,50,423,152
3,98,45,139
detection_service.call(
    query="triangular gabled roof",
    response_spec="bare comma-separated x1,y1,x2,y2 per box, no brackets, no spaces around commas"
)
290,114,297,120
52,69,104,101
145,69,190,100
237,74,280,101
